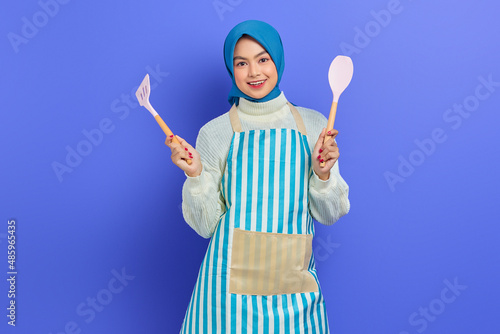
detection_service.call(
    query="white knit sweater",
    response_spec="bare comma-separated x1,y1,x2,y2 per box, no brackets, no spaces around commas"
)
182,92,350,238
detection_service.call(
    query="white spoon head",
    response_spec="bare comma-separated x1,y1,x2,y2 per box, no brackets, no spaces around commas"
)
328,56,354,103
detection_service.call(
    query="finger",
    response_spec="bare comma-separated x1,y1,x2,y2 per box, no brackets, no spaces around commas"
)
326,129,339,139
321,129,336,150
173,135,196,161
171,146,186,160
318,145,339,165
323,139,338,151
324,130,338,146
315,129,329,164
166,135,192,156
172,149,194,168
322,149,339,165
173,147,193,162
175,135,194,150
321,144,338,156
319,138,339,160
324,150,339,161
314,128,327,153
164,135,178,148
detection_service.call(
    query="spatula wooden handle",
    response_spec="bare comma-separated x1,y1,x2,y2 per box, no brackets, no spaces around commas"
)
320,101,338,167
155,115,192,165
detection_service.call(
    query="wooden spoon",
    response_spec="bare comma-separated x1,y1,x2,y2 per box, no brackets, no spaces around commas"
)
321,56,353,167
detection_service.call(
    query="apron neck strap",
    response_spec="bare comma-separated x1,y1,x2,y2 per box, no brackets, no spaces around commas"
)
288,103,308,136
228,104,243,133
228,103,307,135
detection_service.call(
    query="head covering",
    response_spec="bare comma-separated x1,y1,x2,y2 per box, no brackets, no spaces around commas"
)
223,20,285,106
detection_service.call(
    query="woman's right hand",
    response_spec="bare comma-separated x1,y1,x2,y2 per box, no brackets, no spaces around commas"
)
165,135,202,177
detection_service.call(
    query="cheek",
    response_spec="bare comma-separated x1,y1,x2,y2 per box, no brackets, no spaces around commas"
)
233,69,247,90
265,65,278,82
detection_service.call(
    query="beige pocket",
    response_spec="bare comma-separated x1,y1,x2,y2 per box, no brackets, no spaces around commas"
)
229,228,319,295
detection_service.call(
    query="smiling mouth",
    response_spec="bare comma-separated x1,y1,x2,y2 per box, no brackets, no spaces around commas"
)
248,80,266,88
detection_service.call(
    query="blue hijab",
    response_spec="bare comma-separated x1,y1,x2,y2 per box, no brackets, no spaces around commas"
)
223,20,285,106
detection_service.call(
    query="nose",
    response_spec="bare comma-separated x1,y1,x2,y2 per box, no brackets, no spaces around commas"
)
248,63,260,77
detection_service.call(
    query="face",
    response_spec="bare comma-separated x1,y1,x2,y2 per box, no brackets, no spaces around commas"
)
233,36,278,100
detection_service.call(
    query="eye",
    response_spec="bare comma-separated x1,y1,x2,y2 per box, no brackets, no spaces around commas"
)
259,57,269,63
235,61,247,67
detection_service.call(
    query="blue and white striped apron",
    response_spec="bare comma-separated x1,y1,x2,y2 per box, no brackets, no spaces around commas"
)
181,103,329,333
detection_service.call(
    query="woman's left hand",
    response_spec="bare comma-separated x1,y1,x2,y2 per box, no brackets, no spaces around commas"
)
165,135,203,177
312,128,339,180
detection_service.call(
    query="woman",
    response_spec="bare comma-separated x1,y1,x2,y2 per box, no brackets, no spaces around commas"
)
167,20,350,334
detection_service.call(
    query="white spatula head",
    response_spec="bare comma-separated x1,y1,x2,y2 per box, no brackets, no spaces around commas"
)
328,56,354,103
135,74,157,116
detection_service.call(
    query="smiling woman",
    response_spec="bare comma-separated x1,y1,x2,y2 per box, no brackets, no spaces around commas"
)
164,20,350,333
232,36,279,100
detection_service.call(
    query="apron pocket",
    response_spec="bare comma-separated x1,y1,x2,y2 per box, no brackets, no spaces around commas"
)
229,228,319,295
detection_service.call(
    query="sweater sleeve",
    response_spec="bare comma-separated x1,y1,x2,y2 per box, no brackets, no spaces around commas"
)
181,114,232,238
296,106,351,225
309,160,350,225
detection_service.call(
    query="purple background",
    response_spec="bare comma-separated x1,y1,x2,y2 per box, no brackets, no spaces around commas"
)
1,0,499,333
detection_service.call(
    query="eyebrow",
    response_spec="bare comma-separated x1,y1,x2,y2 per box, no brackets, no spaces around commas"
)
233,50,269,61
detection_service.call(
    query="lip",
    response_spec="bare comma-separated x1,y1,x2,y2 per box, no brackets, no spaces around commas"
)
247,79,266,89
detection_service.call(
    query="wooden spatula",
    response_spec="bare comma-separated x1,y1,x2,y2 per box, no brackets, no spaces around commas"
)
135,74,191,165
321,56,353,167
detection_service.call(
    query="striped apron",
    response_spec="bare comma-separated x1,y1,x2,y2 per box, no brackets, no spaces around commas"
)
181,103,329,333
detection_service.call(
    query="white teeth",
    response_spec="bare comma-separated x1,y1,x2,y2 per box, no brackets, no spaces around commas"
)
249,80,265,86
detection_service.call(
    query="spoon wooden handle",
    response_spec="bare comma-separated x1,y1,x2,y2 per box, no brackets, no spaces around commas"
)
155,115,192,165
320,101,338,167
